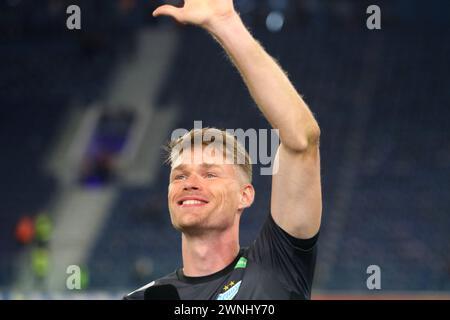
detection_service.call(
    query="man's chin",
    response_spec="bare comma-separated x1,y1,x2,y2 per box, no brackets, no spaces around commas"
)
174,222,208,236
172,216,205,233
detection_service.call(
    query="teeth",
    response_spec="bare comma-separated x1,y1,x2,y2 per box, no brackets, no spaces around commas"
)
182,200,205,205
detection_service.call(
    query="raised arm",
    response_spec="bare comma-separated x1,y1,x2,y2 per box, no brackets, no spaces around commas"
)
153,0,322,239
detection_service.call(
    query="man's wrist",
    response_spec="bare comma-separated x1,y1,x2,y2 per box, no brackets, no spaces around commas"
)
205,11,246,42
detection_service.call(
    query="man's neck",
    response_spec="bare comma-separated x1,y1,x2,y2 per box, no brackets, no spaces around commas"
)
181,228,240,277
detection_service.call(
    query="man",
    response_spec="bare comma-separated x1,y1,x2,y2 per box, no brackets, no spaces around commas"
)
125,0,321,300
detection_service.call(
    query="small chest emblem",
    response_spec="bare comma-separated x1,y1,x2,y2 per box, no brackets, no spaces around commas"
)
216,280,242,300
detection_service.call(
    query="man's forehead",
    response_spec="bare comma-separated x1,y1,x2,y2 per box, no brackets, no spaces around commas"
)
172,145,232,167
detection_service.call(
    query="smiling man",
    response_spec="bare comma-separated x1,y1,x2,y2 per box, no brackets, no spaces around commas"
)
125,0,321,300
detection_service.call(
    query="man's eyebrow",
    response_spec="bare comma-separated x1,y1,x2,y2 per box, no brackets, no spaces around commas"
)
171,163,224,172
171,164,187,172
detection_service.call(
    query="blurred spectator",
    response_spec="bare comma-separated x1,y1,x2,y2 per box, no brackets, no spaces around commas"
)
31,248,50,280
15,216,34,245
80,151,116,187
35,213,53,245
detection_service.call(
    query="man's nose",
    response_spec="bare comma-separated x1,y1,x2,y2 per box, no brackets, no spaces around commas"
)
183,174,201,191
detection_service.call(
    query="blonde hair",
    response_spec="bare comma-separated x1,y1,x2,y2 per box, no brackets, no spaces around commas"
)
166,127,252,183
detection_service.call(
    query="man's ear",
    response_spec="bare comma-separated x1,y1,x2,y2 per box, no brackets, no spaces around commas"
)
238,184,255,210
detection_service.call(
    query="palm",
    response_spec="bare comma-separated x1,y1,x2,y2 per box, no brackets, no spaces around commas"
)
153,0,235,27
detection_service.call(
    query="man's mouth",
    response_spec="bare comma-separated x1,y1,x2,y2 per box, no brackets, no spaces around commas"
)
177,197,209,207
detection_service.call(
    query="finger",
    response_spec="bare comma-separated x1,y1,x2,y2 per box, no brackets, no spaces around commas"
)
152,5,181,20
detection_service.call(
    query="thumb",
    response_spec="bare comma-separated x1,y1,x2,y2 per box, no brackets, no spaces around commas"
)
152,5,182,21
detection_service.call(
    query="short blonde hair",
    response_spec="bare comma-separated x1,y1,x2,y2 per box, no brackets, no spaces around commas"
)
166,127,252,183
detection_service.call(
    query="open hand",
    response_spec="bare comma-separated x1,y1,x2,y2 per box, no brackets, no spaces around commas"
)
153,0,237,31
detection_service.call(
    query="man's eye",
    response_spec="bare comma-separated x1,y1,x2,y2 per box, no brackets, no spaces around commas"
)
206,173,217,179
174,175,186,180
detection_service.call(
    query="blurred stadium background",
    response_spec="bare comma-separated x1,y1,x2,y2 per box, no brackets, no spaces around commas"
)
0,0,449,299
